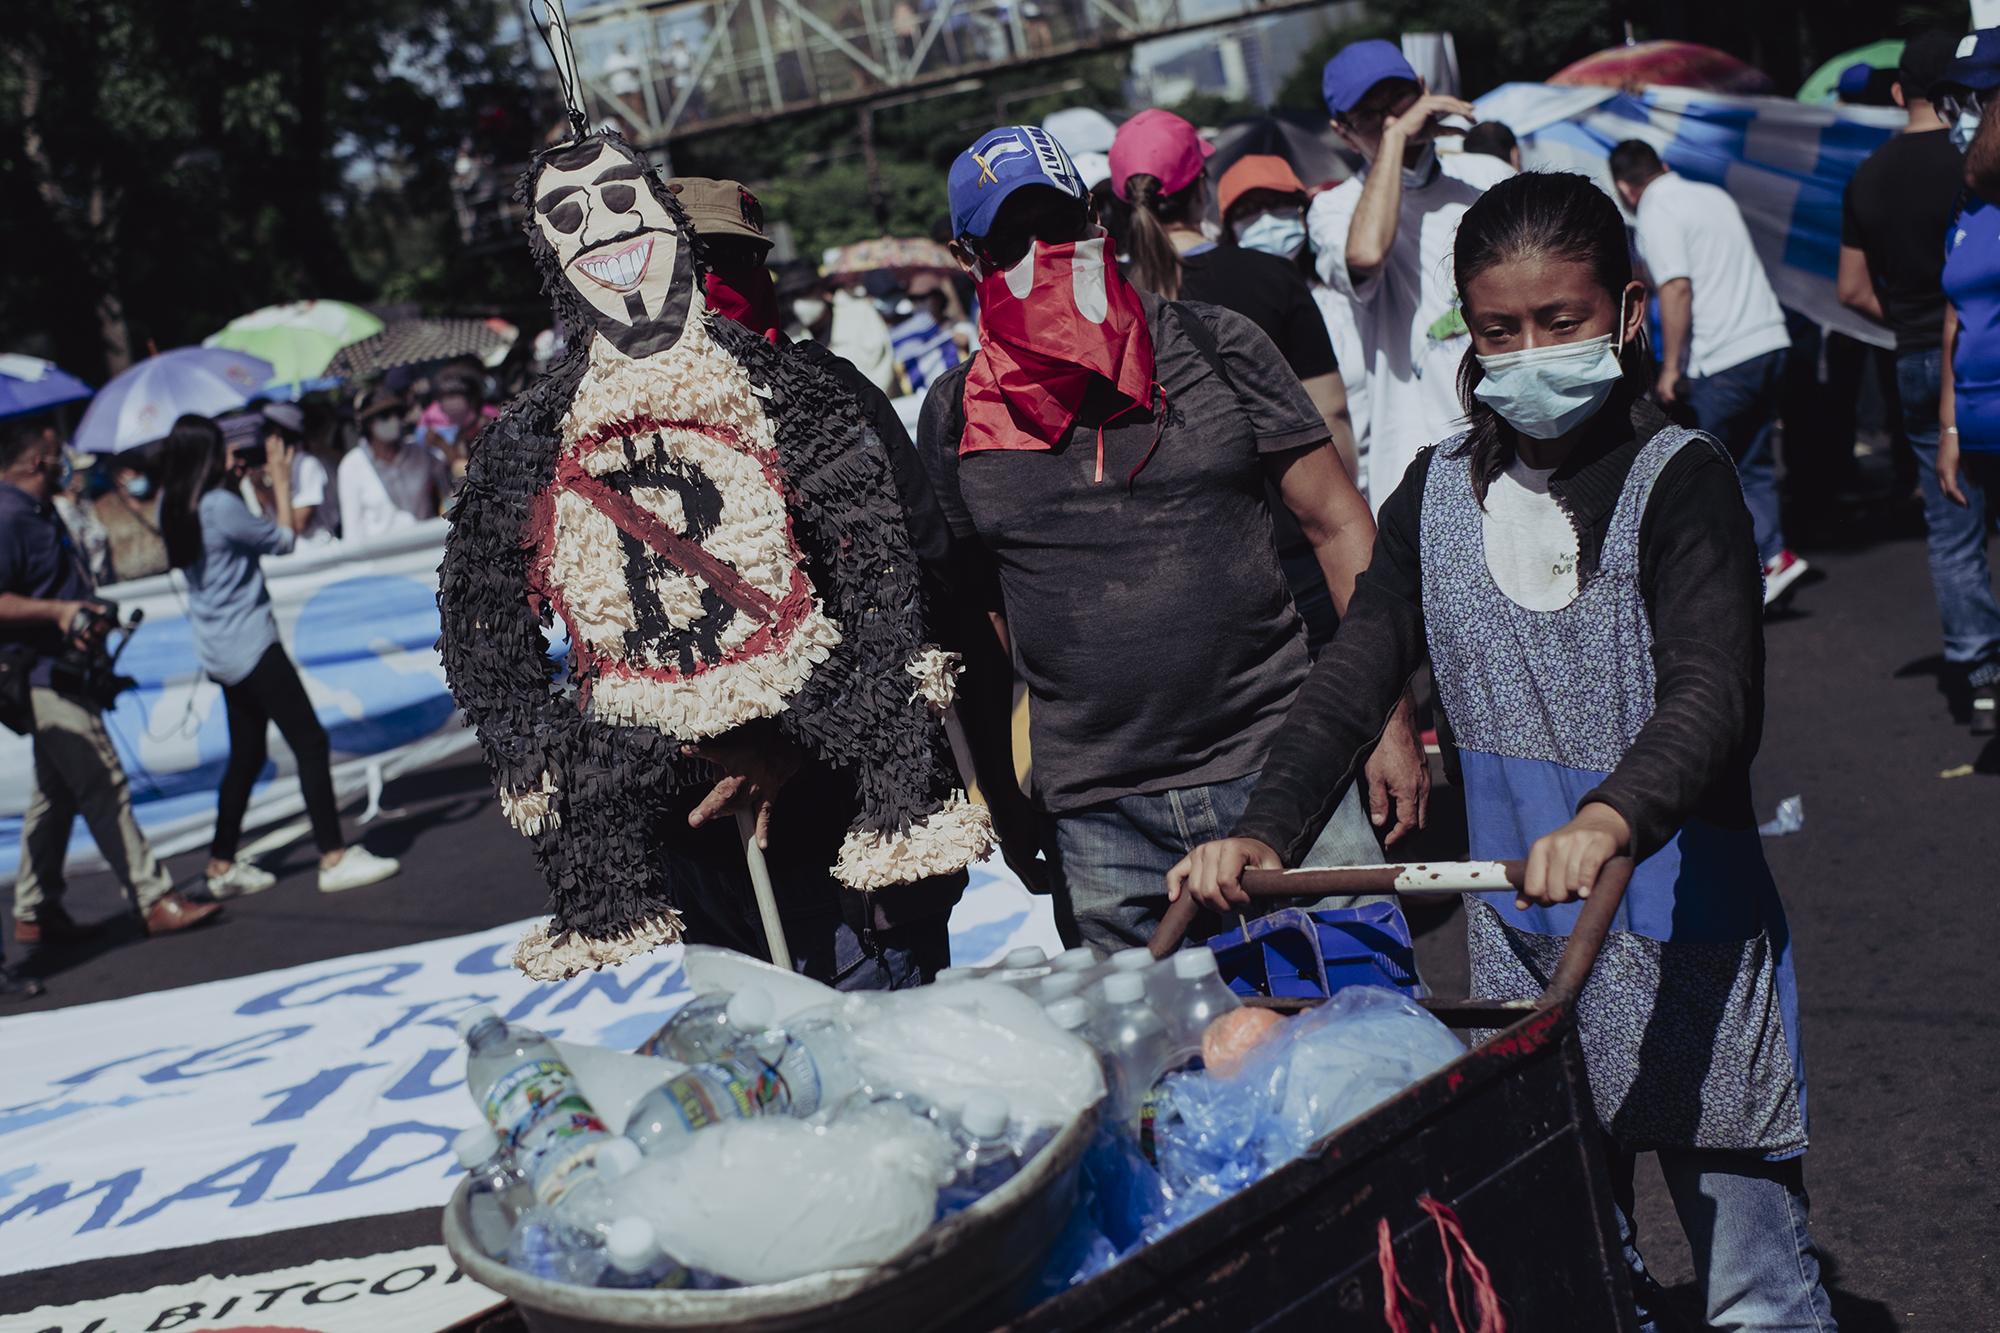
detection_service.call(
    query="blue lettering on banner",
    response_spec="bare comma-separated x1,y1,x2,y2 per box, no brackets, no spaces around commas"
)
142,1027,310,1083
236,962,422,1015
366,995,496,1049
0,1171,144,1232
549,961,673,1014
455,941,516,975
285,1121,458,1197
256,1063,391,1123
53,1048,190,1089
118,1148,295,1227
383,1049,462,1101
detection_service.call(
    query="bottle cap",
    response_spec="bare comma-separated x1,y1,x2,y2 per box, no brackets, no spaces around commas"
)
1003,946,1047,968
1037,973,1084,1004
1103,972,1147,1004
725,987,775,1030
1173,947,1220,979
453,1124,501,1168
454,1005,500,1041
606,1216,658,1270
1109,948,1153,973
1053,947,1098,972
1046,997,1092,1030
595,1136,642,1181
960,1090,1010,1139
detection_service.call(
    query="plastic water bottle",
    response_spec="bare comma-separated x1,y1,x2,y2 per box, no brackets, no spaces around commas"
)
507,1206,606,1286
1036,971,1087,1007
1163,948,1241,1049
638,987,775,1064
938,1091,1023,1213
1046,996,1095,1043
1052,947,1098,974
747,1014,865,1118
558,1136,644,1239
458,1006,614,1204
455,1125,532,1257
600,1216,690,1290
623,1053,791,1157
1092,973,1177,1134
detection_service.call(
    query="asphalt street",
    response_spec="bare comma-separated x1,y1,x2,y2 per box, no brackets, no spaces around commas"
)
3,522,1996,1329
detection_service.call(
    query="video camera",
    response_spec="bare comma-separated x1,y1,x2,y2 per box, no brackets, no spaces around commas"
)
49,600,144,710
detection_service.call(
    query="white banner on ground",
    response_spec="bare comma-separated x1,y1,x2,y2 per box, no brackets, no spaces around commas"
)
0,865,1058,1279
3,1244,504,1333
0,521,486,885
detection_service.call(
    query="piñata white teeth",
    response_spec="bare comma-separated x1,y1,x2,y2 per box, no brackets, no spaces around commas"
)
574,234,656,292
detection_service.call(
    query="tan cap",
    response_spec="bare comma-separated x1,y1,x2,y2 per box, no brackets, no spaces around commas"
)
668,177,770,246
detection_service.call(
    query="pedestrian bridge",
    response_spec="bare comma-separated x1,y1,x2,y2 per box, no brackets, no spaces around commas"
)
561,0,1327,143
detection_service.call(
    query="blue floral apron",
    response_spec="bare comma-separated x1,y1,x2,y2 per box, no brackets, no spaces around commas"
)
1420,428,1807,1158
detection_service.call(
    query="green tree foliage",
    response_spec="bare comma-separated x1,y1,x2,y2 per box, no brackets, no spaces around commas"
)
1,0,529,380
671,51,1131,260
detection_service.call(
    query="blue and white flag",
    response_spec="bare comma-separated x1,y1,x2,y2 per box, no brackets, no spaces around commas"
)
1472,83,1905,349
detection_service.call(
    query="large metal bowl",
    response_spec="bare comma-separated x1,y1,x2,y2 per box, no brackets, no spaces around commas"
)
441,1103,1099,1333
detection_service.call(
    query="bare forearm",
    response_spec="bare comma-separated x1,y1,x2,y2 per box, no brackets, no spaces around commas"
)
1344,137,1408,281
0,593,71,628
1302,372,1360,482
1942,305,1960,430
1836,247,1884,322
1658,280,1693,375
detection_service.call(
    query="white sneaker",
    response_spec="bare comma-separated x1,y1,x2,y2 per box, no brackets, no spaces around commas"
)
319,846,401,894
206,860,276,900
1762,549,1810,608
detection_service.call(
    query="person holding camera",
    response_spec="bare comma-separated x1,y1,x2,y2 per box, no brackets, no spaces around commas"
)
0,415,219,982
158,415,401,898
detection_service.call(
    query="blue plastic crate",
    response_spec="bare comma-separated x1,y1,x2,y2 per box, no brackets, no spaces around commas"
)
1205,901,1423,1000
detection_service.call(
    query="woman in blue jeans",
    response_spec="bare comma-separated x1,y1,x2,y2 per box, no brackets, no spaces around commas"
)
1938,92,2000,734
158,415,401,897
1173,174,1834,1331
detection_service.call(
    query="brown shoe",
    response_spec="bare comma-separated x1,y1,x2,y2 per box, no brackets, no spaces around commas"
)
14,906,90,949
143,892,223,936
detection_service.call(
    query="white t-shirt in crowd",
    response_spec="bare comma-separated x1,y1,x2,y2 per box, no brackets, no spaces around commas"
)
241,450,339,546
337,438,450,544
1482,457,1579,612
828,290,898,394
1309,150,1514,511
1632,172,1790,379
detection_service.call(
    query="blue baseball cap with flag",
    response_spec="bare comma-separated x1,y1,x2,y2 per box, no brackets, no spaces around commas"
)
1942,28,2000,93
948,125,1090,242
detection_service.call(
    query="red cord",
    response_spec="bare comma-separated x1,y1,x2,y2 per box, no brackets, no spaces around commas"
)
1378,1198,1507,1333
1378,1215,1428,1333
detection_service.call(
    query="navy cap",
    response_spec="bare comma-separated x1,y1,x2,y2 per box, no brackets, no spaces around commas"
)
1942,28,2000,93
948,126,1089,241
1322,39,1420,116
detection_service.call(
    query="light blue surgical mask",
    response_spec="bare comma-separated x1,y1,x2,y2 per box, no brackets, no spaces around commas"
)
1951,106,1983,153
1401,141,1440,189
123,475,154,500
1472,302,1630,440
1235,212,1307,260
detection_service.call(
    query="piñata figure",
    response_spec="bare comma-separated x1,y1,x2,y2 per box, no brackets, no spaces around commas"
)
438,130,992,979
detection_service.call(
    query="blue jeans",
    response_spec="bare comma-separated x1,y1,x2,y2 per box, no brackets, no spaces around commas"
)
1611,1147,1835,1332
1053,772,1383,953
1686,349,1789,565
1898,348,2000,687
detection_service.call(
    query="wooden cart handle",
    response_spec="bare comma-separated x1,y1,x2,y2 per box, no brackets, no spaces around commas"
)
1149,856,1635,1010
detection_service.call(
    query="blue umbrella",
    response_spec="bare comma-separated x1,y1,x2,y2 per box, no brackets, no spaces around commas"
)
0,354,94,420
72,347,274,454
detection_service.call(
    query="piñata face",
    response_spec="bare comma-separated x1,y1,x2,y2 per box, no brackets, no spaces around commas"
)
532,140,695,357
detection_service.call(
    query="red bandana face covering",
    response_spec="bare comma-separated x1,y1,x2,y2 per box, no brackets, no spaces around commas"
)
704,265,783,344
962,234,1156,478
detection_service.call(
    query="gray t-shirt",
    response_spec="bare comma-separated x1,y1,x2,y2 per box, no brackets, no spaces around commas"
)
184,488,295,686
917,297,1327,811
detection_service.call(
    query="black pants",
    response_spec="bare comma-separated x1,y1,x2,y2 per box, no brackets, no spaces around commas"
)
212,644,342,860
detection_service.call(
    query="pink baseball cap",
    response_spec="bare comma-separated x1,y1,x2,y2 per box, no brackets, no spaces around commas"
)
1108,109,1216,202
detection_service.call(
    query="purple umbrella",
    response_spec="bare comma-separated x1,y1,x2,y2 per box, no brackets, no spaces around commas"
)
72,347,274,454
0,354,94,421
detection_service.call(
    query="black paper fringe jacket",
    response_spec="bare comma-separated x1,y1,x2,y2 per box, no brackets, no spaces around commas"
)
438,134,991,979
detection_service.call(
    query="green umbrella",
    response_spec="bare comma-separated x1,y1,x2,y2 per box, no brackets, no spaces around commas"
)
1797,39,1905,105
203,300,385,388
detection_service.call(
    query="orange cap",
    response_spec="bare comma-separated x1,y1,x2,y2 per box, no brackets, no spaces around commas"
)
1217,155,1309,220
